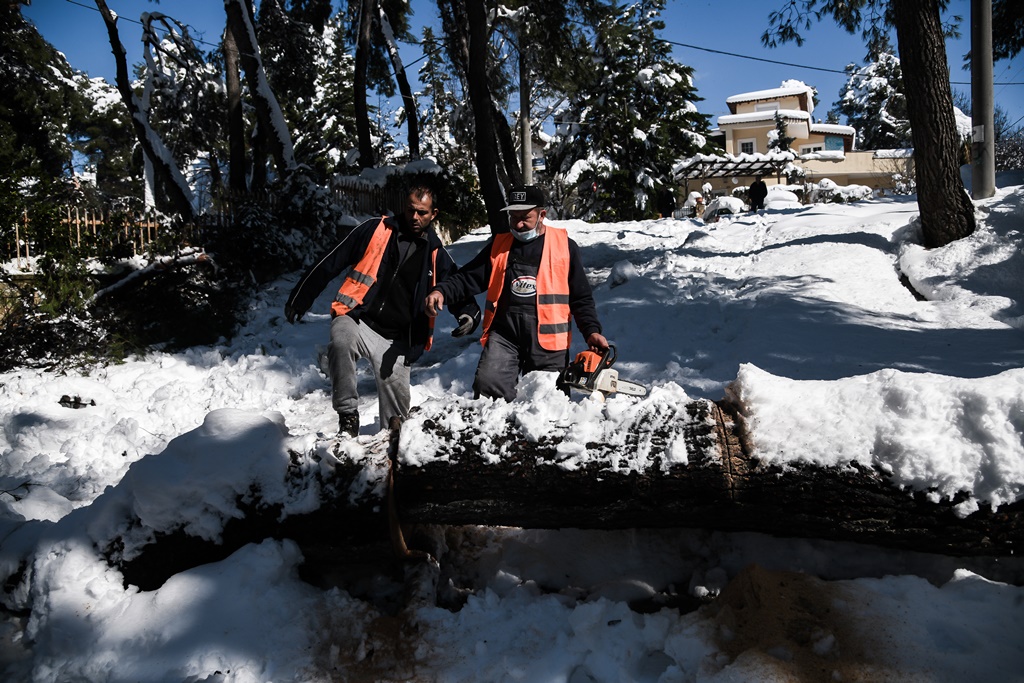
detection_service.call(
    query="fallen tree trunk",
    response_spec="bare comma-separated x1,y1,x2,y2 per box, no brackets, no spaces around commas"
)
117,397,1022,590
393,398,1022,557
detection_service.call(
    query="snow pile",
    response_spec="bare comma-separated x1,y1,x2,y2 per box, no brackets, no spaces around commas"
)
2,186,1024,681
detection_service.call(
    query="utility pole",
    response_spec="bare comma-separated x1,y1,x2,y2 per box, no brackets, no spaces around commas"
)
519,42,533,185
971,0,995,199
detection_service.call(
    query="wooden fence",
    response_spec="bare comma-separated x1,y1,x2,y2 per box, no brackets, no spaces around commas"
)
7,180,408,267
7,206,168,269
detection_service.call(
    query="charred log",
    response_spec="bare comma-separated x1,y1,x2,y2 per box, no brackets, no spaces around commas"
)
113,399,1022,592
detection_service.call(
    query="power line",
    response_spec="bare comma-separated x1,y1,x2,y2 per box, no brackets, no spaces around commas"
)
666,39,847,75
52,0,1024,88
666,38,1023,85
61,0,241,58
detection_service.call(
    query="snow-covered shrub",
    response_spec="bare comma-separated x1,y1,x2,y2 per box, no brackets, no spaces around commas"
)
995,130,1024,171
892,173,917,195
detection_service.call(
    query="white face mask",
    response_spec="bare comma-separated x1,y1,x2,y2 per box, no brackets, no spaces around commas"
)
510,212,543,242
511,226,541,242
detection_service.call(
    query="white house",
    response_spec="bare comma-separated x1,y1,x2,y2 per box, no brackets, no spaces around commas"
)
677,80,914,197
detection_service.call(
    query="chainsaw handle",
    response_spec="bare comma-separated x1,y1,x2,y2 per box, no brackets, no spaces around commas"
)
601,342,617,368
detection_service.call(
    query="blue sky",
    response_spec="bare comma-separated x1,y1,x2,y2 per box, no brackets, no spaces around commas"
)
24,0,1024,131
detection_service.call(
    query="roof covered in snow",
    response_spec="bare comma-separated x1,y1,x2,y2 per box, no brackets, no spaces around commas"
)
718,109,811,126
810,123,856,136
725,80,816,115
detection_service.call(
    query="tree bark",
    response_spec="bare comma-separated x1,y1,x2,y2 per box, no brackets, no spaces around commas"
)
354,0,376,168
224,0,296,180
892,0,976,248
465,0,508,233
116,399,1022,591
377,2,420,160
493,99,522,191
223,19,248,194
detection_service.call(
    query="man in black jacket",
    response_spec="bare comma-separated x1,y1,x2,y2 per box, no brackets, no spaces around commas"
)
749,174,768,211
285,184,480,436
424,185,608,401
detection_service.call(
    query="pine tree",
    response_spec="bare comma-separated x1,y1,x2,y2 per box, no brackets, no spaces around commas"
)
75,76,141,204
830,39,911,150
545,0,710,220
0,6,86,183
768,112,797,151
313,12,360,174
417,27,466,171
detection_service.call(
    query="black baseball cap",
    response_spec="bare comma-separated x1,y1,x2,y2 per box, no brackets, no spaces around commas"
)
502,185,547,211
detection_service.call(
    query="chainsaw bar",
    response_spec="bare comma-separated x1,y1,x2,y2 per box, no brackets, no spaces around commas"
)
612,375,648,396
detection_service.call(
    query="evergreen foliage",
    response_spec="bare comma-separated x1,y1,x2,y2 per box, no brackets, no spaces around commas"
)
544,0,710,221
830,39,912,150
768,112,797,151
416,26,485,234
0,7,87,182
992,0,1024,62
140,14,227,210
994,129,1024,171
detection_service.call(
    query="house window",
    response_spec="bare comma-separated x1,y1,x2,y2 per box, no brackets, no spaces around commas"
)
800,144,823,154
755,102,780,112
739,139,756,155
825,135,845,151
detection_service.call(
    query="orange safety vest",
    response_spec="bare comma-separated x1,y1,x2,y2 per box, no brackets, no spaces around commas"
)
331,218,437,348
480,226,572,351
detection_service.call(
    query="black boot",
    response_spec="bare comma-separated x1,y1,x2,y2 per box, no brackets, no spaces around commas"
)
338,411,359,438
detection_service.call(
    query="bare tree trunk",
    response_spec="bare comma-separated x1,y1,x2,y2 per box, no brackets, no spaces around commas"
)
377,2,420,160
354,0,376,168
892,0,976,248
466,0,508,233
492,100,522,190
223,20,248,194
224,0,295,180
94,0,195,219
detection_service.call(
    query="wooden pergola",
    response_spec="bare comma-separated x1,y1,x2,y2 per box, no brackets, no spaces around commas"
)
672,151,799,192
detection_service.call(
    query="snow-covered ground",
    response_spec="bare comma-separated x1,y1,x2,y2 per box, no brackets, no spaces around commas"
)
2,186,1023,681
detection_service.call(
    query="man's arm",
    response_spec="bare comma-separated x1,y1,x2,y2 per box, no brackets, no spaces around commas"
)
426,239,494,316
284,220,372,322
432,246,482,336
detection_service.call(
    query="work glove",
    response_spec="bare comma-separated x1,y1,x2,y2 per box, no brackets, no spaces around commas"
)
452,311,480,338
285,302,303,324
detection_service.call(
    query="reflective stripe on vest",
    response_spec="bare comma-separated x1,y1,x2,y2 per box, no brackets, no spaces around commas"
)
331,218,391,317
424,249,437,351
480,227,572,351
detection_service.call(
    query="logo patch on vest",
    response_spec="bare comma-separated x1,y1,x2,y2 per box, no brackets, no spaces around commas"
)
510,276,537,297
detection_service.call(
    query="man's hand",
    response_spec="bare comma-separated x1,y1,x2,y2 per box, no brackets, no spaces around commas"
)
586,332,609,351
452,311,479,338
285,303,303,324
425,290,445,317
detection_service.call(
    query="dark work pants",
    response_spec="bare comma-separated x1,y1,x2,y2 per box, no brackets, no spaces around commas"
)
473,314,569,401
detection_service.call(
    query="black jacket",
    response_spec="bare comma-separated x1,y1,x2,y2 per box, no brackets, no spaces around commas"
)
432,228,602,341
285,215,479,363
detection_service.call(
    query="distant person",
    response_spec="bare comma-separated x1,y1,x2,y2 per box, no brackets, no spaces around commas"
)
284,184,480,436
749,174,768,211
657,187,676,218
424,185,608,402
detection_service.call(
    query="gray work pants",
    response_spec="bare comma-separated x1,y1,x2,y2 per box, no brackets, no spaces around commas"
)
328,315,410,430
473,321,569,401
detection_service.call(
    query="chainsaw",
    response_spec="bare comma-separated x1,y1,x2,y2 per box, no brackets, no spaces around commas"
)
559,343,648,398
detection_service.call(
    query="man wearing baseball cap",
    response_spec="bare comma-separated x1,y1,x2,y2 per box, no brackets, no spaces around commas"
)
425,185,609,400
